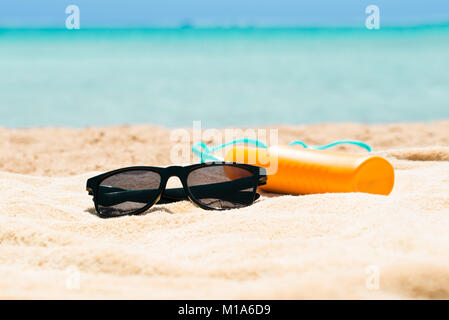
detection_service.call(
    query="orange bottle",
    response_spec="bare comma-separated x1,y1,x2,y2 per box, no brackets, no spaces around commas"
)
225,145,394,195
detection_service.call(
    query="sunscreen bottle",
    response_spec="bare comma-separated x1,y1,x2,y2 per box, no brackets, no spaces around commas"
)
225,145,394,195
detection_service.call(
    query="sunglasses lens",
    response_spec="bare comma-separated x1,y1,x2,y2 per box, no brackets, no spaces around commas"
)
187,165,256,209
97,170,161,216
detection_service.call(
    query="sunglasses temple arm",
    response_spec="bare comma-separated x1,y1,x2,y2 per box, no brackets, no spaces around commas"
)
96,176,259,207
157,178,260,204
95,186,161,206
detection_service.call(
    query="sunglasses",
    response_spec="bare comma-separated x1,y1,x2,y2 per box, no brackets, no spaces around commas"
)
86,162,267,217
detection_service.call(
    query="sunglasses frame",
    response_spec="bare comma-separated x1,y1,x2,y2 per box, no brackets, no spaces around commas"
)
87,162,267,217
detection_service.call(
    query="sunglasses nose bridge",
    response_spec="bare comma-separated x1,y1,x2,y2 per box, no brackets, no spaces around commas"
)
163,166,189,191
164,166,187,181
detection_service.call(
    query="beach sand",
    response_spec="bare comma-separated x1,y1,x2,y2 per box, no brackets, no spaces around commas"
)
0,121,448,299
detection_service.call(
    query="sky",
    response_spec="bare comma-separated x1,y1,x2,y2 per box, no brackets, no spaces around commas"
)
0,0,448,28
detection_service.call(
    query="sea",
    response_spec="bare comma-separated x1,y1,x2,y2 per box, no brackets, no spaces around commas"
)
0,26,448,128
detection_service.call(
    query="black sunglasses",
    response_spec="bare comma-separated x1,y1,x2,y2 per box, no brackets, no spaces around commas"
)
86,162,267,217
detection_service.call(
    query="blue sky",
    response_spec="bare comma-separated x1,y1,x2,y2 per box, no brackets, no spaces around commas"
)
1,0,448,27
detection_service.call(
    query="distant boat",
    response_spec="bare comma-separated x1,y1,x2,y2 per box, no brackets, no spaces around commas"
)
179,20,194,29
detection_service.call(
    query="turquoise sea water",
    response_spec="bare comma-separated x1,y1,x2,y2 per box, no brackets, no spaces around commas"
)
0,26,448,128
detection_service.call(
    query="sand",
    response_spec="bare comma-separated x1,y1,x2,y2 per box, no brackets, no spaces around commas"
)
0,121,448,299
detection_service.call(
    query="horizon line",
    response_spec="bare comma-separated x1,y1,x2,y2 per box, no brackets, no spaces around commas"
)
1,21,449,30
